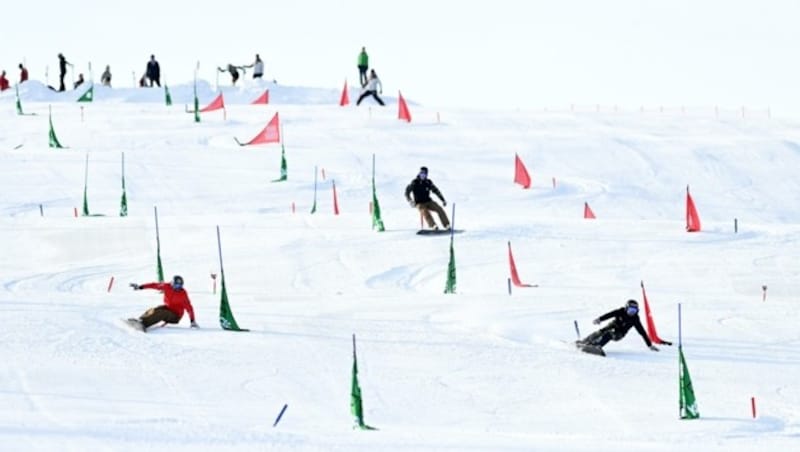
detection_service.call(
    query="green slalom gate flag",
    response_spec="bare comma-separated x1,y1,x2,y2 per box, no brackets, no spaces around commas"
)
154,206,165,283
350,334,376,430
679,346,700,419
164,84,173,106
444,241,457,294
48,107,64,148
15,85,24,115
371,154,385,231
120,153,128,217
77,85,94,102
219,279,248,331
82,154,90,216
193,82,200,123
310,166,318,214
271,144,288,182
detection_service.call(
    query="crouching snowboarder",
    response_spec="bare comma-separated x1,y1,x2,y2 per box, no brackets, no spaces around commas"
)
576,299,658,355
127,275,198,331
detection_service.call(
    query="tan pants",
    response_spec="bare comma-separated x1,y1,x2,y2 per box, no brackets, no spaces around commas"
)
417,201,450,229
140,305,180,329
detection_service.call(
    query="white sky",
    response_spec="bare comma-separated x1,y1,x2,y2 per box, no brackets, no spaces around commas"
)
5,0,800,113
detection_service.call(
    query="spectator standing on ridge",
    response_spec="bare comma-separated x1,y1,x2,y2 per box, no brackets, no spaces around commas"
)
357,46,369,86
100,65,112,86
356,69,384,106
0,71,9,91
146,55,160,87
58,53,72,92
18,64,28,83
405,166,450,230
245,54,264,79
128,275,198,332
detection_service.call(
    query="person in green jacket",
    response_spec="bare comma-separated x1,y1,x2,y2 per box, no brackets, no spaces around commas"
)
357,46,369,87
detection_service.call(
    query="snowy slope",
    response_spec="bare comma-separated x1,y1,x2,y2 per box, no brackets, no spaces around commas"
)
0,83,799,451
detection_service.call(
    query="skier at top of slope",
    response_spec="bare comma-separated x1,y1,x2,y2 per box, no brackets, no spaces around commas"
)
578,300,659,352
129,275,198,331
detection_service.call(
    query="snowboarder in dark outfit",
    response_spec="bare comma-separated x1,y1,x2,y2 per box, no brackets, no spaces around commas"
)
146,55,160,87
405,166,450,230
58,53,71,92
129,275,198,331
578,300,659,353
218,64,244,85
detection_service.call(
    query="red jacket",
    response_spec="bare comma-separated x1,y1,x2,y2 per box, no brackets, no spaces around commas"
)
140,282,195,322
20,68,28,83
0,75,8,91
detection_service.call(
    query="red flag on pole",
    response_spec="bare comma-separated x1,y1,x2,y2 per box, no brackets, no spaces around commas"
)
641,280,672,345
235,112,280,146
251,90,269,104
686,185,701,232
332,180,340,215
508,241,537,287
339,80,349,106
513,154,531,189
584,202,596,219
398,91,411,122
200,93,225,112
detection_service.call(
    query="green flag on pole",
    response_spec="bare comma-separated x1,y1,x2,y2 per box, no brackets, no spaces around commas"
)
82,154,90,216
350,334,377,430
48,106,65,149
165,84,173,106
219,279,248,331
15,84,24,115
371,154,385,231
679,346,700,419
444,241,457,294
120,152,128,217
77,85,94,102
154,206,165,283
310,166,318,214
193,81,200,123
271,144,288,182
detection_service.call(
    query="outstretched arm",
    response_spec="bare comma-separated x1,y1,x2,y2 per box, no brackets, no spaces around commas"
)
633,318,654,348
430,183,446,204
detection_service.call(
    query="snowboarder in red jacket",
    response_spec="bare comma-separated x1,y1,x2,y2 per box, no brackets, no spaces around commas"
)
129,275,198,331
18,64,28,83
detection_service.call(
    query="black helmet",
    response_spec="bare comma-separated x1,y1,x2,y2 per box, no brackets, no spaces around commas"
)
171,275,184,288
625,299,639,315
420,166,428,174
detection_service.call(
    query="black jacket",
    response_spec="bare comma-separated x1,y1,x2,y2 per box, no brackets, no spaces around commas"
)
596,307,652,347
59,56,68,76
146,60,160,80
405,177,445,204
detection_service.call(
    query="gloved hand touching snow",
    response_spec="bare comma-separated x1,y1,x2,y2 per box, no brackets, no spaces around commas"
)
129,283,141,290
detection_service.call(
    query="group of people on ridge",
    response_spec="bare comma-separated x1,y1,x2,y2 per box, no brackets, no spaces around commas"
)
0,63,28,91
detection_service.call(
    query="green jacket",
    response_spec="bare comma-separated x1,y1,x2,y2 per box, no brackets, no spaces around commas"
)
357,51,368,67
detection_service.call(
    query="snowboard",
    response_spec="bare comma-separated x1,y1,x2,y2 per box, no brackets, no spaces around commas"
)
575,341,606,357
122,318,146,332
417,229,464,236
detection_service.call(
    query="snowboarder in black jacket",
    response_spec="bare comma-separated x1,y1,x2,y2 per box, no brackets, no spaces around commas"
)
405,166,450,230
578,300,659,352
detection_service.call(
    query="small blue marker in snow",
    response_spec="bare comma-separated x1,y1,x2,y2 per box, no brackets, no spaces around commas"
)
273,403,288,427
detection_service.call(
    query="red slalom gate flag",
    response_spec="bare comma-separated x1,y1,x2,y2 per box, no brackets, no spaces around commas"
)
200,93,225,112
508,241,537,288
641,280,672,345
332,180,340,215
514,154,531,189
686,185,701,232
584,202,596,219
251,90,269,105
235,112,281,146
339,80,349,106
398,91,411,122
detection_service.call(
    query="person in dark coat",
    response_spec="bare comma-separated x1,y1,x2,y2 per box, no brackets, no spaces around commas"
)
73,73,85,89
0,71,9,91
129,275,198,331
146,55,160,87
58,53,72,92
577,300,660,352
100,65,111,87
405,166,450,230
218,64,244,85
